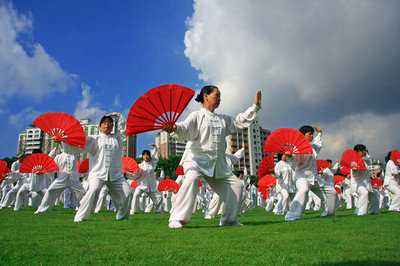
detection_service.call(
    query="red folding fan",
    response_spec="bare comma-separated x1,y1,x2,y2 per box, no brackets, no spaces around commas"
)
158,178,180,193
258,156,275,178
371,178,383,189
176,165,184,176
335,186,342,194
260,190,270,201
263,128,313,155
130,180,138,189
390,150,400,164
340,149,367,171
333,175,345,185
258,175,277,192
121,156,139,174
19,154,58,174
317,160,330,173
0,160,10,182
76,159,89,174
126,84,195,136
33,112,86,149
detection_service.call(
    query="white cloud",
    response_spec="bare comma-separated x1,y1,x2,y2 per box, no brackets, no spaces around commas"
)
74,82,106,123
0,3,74,100
184,0,400,160
8,107,40,128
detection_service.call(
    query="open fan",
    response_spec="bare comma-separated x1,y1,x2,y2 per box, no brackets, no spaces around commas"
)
258,175,277,193
130,180,138,189
77,159,89,174
126,84,195,136
335,186,342,194
33,112,86,149
263,128,313,155
390,150,400,164
121,156,139,174
19,154,58,174
175,165,184,176
333,175,345,185
340,149,367,171
258,156,275,178
0,160,10,182
317,160,330,173
158,178,180,193
371,178,383,188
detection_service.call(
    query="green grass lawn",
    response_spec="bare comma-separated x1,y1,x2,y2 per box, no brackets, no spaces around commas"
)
0,207,399,265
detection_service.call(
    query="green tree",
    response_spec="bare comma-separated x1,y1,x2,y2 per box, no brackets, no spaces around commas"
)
156,155,182,179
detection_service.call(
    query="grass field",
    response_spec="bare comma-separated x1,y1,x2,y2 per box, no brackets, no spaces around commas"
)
0,207,399,265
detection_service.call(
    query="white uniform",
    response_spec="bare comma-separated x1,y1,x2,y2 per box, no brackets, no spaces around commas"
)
129,148,162,214
351,166,379,216
36,145,85,214
169,104,260,227
1,160,23,208
74,114,131,222
285,133,336,221
384,160,400,211
273,160,295,215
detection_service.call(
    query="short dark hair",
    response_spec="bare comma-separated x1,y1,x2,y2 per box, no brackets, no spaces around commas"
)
327,159,332,164
299,125,314,135
353,144,367,153
385,151,392,163
99,115,113,127
142,150,151,157
195,85,219,103
32,149,42,154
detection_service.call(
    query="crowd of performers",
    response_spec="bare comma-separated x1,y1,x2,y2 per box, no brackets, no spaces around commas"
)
0,86,399,229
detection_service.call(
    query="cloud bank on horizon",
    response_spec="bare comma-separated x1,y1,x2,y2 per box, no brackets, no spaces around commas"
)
184,0,400,160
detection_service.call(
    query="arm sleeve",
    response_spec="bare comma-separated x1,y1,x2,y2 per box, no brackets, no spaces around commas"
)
312,132,322,155
173,112,198,141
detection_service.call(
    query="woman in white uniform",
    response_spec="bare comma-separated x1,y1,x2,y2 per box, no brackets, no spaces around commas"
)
74,113,131,222
165,85,262,228
273,154,295,215
35,143,85,214
384,151,400,212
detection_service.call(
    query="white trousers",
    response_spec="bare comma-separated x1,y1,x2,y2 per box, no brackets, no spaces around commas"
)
1,184,22,208
36,177,85,213
273,189,290,215
354,186,379,215
130,186,161,214
285,178,336,221
206,193,223,218
74,178,131,222
14,184,45,211
169,170,243,225
94,185,109,213
386,180,400,211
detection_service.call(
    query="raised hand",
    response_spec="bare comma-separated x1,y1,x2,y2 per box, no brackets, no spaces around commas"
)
254,90,262,107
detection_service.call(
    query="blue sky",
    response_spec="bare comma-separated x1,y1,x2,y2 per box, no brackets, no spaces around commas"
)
0,1,202,158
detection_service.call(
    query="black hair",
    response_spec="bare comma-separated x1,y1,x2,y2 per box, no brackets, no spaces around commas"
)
277,153,283,161
353,144,367,153
195,85,219,103
99,115,114,127
32,149,42,154
142,150,151,157
385,151,392,163
327,159,332,164
299,125,314,135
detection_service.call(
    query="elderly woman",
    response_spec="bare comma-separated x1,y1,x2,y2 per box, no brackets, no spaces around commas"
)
166,85,262,229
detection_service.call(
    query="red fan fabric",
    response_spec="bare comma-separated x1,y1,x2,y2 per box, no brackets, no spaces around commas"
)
317,160,330,173
371,178,383,188
130,180,138,189
333,175,345,185
158,178,180,193
126,84,195,136
335,186,342,194
263,128,313,155
0,160,10,182
340,166,351,176
76,159,89,174
340,149,367,171
198,179,203,188
19,154,58,174
121,157,139,174
258,175,277,193
390,150,400,164
33,112,86,149
175,165,184,176
258,156,275,178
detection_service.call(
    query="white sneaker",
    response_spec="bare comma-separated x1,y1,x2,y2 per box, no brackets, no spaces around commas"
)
168,220,183,229
219,221,243,227
204,214,213,220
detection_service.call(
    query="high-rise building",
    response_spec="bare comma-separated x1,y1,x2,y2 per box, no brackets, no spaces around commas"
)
155,131,186,159
226,118,270,176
